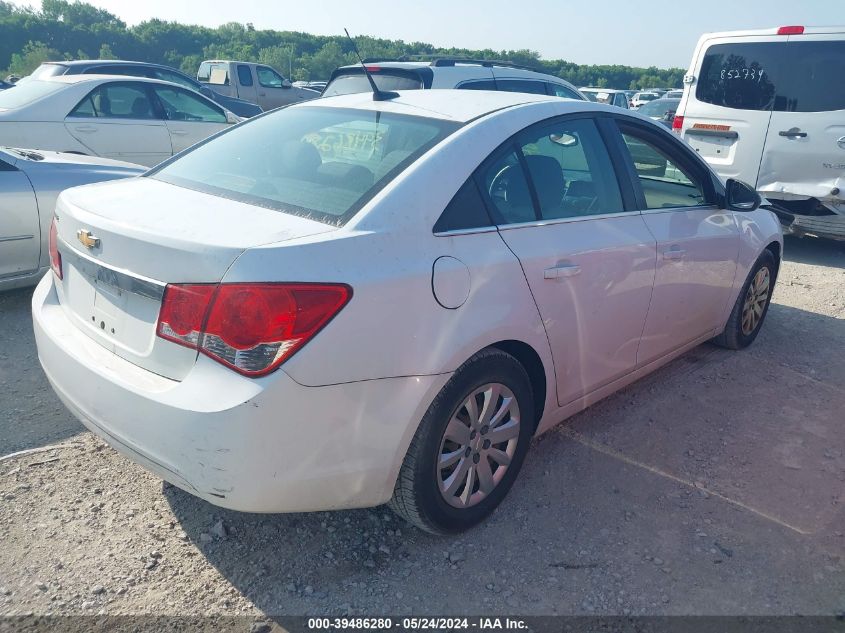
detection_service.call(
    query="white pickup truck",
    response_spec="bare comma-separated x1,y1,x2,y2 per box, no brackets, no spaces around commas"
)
197,60,317,111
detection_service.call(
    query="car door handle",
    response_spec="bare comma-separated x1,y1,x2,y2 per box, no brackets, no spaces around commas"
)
73,125,97,133
663,248,686,260
544,263,581,279
778,128,807,138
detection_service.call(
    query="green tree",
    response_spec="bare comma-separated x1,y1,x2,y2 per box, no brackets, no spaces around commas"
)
7,41,62,75
98,43,116,59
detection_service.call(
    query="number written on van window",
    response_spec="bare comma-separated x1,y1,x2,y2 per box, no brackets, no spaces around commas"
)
720,68,765,82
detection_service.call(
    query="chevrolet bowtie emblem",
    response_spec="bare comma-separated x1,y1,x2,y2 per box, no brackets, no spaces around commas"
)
76,229,100,249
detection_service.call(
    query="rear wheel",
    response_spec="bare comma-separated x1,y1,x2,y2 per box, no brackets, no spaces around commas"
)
389,348,534,534
713,250,776,349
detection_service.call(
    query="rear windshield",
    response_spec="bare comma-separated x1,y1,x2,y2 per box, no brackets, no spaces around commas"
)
637,98,680,116
150,106,460,226
0,80,64,109
323,71,424,97
696,40,845,112
636,93,658,101
30,63,68,80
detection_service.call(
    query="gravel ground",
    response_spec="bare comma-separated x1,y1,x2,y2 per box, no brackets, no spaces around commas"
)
0,235,843,618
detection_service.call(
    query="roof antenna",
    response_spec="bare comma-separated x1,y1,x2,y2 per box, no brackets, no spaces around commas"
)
344,28,399,101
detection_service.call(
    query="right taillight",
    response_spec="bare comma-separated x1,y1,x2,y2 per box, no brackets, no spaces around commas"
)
672,114,684,135
48,218,62,279
156,282,351,377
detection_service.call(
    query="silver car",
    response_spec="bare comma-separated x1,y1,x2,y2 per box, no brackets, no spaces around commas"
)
1,148,143,291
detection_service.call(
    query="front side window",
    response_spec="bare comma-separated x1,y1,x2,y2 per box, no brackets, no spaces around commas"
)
256,66,285,88
69,83,158,119
153,86,226,123
618,125,707,209
237,65,254,87
151,107,459,225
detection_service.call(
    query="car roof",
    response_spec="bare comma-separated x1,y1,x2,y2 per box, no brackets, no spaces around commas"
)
31,74,192,87
298,88,588,123
699,25,845,39
580,87,624,93
47,59,175,69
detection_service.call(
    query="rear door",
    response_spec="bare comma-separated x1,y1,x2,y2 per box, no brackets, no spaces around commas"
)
150,84,230,154
681,35,785,186
759,34,845,202
64,81,172,167
233,64,258,104
0,159,40,278
478,115,656,406
615,120,739,365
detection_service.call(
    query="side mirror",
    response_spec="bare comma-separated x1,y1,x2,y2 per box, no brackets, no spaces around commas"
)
726,178,761,211
282,79,292,89
225,111,241,124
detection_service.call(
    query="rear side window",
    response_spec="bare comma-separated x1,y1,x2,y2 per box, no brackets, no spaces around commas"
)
786,40,845,112
70,83,158,119
29,63,68,80
495,79,547,95
458,80,497,91
323,71,424,97
151,107,459,226
237,65,253,87
547,83,581,99
433,179,492,232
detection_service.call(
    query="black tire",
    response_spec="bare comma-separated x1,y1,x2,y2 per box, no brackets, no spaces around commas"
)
389,348,535,534
713,249,776,350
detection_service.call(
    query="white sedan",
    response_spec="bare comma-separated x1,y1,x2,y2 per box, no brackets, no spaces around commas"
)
1,147,143,291
0,75,240,167
33,90,782,533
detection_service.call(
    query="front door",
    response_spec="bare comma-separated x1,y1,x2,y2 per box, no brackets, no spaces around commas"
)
0,163,40,278
477,116,656,406
64,81,172,167
616,120,739,365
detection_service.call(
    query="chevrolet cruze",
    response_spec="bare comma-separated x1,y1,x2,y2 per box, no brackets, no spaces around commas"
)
33,89,782,533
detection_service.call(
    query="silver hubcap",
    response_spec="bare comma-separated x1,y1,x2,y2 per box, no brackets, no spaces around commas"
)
741,267,770,335
437,383,520,509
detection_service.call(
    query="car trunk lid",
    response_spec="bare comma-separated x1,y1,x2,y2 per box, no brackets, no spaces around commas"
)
53,177,336,380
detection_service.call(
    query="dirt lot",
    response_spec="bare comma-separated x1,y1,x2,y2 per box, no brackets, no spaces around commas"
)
0,236,843,619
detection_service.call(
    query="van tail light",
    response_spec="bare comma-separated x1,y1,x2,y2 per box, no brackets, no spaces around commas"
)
156,282,351,377
777,25,804,35
671,115,684,134
48,218,62,279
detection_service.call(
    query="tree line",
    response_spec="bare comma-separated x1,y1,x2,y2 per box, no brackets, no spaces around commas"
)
1,0,685,89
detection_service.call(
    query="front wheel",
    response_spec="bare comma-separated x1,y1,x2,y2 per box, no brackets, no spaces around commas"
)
713,249,776,349
389,348,535,534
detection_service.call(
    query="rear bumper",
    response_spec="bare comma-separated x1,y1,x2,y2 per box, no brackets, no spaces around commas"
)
32,273,449,513
769,205,845,241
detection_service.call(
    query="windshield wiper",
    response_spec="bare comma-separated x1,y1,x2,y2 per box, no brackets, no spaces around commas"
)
8,148,44,161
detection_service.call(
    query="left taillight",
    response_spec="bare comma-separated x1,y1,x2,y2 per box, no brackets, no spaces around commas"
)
156,282,351,377
48,218,62,279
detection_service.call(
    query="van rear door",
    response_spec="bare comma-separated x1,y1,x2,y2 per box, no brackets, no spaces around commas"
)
681,35,783,186
758,34,845,204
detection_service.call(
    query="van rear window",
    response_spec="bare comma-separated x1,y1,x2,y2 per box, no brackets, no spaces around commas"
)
697,41,845,112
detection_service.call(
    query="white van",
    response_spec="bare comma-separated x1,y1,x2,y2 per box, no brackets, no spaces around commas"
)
674,25,845,240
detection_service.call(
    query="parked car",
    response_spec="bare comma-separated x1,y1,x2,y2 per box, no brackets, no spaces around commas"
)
630,92,660,108
28,60,263,119
0,147,142,291
323,58,586,100
197,60,316,111
664,89,684,99
0,79,12,91
33,90,782,534
579,87,629,108
635,97,681,127
0,75,240,167
674,24,845,240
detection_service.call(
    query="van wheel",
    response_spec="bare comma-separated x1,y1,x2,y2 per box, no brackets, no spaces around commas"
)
389,348,534,534
713,250,776,350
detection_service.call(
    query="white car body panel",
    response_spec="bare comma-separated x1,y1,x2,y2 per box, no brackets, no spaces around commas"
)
32,90,784,513
0,75,237,167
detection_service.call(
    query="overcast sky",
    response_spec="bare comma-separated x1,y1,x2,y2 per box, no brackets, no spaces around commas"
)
21,0,843,68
